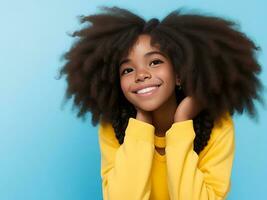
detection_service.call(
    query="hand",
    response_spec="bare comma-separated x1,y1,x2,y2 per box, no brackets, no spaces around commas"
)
174,96,204,122
135,106,153,125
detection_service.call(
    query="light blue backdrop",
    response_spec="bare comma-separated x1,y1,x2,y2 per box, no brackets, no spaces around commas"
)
0,0,266,199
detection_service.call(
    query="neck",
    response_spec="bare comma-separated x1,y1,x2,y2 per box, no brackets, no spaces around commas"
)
152,92,177,137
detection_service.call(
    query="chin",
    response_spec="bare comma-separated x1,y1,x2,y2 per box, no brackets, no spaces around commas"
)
134,101,162,112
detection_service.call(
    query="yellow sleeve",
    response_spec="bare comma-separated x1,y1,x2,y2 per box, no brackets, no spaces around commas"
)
98,117,155,200
165,116,235,200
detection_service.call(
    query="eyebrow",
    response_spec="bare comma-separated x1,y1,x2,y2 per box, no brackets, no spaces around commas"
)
119,51,166,67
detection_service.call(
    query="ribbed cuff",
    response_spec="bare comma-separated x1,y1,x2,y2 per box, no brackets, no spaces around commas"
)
166,120,195,146
125,117,155,144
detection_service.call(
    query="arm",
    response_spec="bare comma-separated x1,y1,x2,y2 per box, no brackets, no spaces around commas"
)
165,116,235,200
98,117,155,200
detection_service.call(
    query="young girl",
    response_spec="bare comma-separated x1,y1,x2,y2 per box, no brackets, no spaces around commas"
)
57,6,265,200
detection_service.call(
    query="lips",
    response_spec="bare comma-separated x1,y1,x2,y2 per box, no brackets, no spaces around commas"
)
132,83,161,93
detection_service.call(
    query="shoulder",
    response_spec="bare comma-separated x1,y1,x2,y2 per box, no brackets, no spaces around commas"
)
98,120,120,148
198,112,235,158
211,112,234,140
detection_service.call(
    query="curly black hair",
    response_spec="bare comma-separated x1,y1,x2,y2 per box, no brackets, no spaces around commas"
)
56,6,265,155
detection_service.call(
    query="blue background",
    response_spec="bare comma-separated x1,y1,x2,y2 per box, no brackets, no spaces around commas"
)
0,0,266,199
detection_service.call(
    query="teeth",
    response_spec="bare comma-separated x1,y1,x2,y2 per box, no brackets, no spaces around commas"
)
136,86,158,94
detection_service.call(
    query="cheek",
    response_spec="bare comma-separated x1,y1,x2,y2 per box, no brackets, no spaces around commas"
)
120,78,136,105
157,68,176,85
120,78,130,95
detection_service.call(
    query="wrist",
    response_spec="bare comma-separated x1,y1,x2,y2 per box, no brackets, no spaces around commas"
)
174,114,191,122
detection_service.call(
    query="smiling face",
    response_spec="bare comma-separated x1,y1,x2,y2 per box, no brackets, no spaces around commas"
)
119,34,180,111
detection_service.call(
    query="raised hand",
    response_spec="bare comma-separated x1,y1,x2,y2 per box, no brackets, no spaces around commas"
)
174,96,204,122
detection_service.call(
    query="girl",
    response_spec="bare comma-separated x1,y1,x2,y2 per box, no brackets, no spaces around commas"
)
57,6,265,200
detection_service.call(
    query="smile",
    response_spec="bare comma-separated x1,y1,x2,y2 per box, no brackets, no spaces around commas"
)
134,85,161,97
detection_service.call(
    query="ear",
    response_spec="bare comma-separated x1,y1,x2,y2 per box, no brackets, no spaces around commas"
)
176,75,181,85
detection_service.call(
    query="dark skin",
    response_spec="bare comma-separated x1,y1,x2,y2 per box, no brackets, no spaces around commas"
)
136,95,204,155
122,34,204,155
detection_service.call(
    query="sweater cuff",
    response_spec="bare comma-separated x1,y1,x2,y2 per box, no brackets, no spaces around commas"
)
166,120,195,146
125,117,155,144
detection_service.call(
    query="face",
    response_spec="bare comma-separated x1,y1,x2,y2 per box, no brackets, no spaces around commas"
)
119,34,180,111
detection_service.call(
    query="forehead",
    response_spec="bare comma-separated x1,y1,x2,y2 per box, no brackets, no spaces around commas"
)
119,35,167,66
119,35,164,64
128,34,160,55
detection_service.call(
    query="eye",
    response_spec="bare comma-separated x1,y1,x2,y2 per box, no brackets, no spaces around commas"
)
121,68,133,75
150,59,163,66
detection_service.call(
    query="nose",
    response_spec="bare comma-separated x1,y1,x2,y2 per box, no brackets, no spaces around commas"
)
135,71,152,82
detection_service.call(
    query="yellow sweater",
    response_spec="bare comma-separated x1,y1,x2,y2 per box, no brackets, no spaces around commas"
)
98,112,235,200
